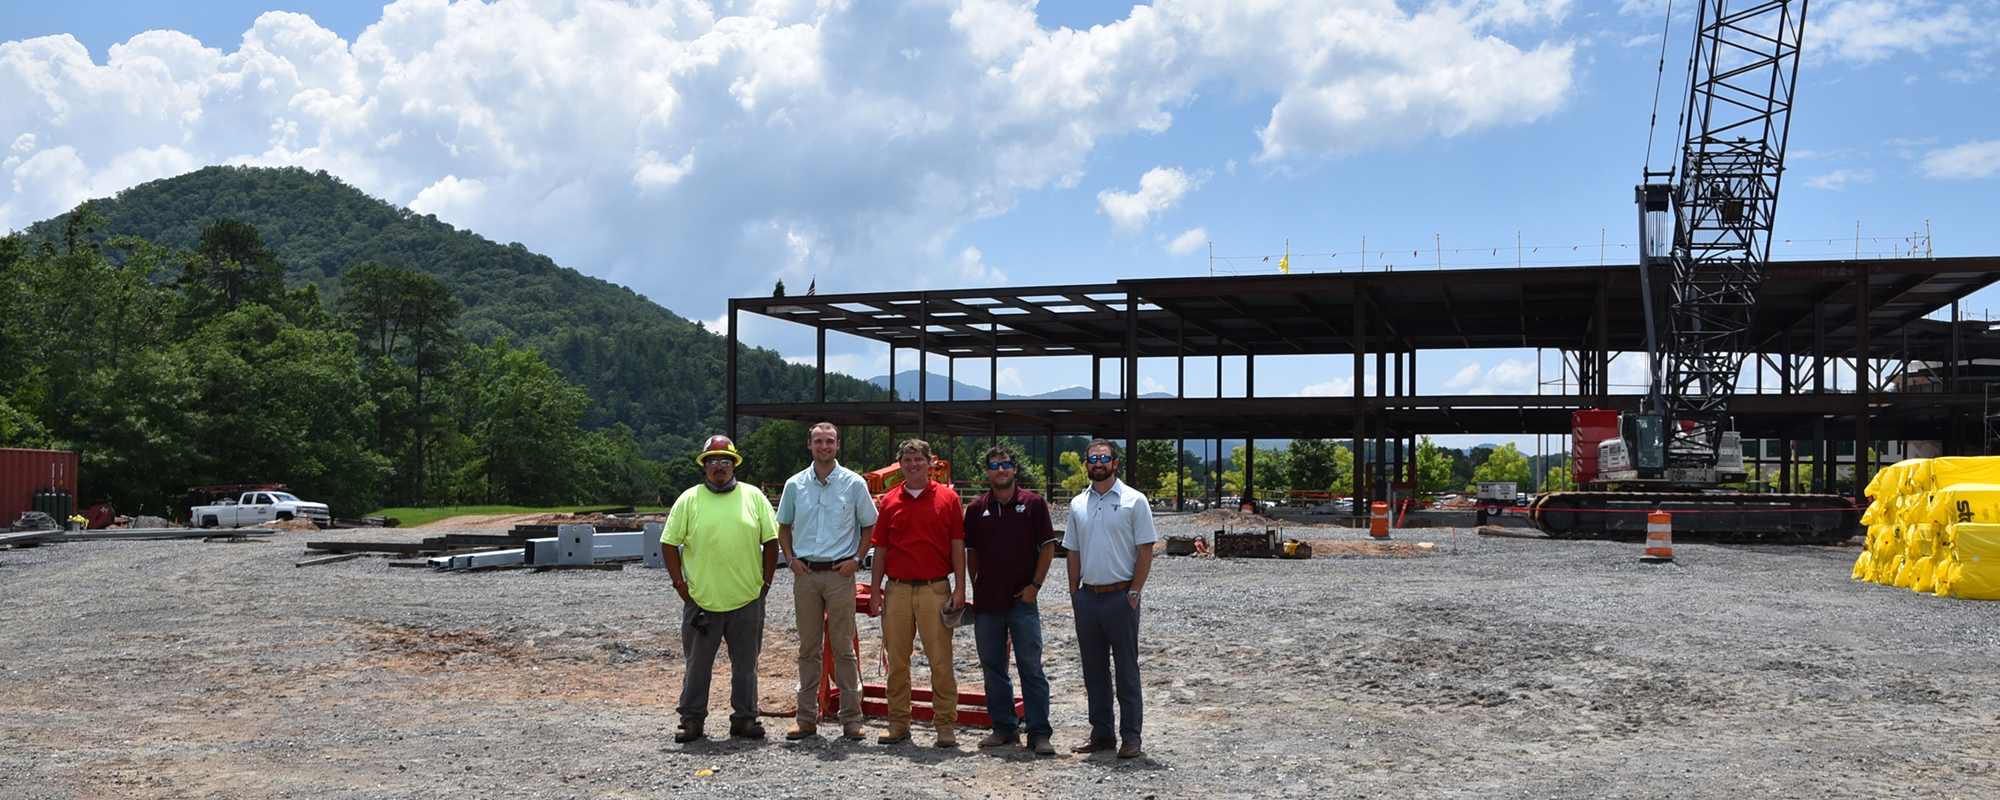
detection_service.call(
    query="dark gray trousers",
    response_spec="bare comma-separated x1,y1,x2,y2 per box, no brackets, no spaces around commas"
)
676,596,765,722
1073,588,1142,744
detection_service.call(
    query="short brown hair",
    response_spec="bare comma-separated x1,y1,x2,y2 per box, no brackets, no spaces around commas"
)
1087,438,1119,459
984,445,1017,464
809,422,840,440
897,438,933,459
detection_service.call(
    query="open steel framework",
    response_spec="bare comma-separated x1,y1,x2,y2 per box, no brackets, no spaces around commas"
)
728,256,2000,507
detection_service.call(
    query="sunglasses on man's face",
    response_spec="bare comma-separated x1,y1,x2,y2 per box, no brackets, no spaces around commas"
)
1085,455,1115,464
986,461,1015,471
704,457,735,468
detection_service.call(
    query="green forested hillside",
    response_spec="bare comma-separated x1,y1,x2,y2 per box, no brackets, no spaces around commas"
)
25,166,884,462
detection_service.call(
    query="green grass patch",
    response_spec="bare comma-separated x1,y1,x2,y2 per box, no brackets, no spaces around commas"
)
364,505,669,528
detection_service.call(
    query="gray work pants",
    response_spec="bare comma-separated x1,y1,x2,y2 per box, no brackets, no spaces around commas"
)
1073,588,1143,744
676,596,766,722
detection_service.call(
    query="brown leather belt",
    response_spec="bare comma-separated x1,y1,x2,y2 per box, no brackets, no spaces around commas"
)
1084,581,1131,593
890,576,948,586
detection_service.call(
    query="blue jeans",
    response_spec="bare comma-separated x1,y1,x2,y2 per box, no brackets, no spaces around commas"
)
1072,589,1142,744
973,600,1050,739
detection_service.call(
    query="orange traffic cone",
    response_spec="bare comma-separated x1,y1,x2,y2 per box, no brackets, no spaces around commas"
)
1642,509,1674,563
1370,501,1390,539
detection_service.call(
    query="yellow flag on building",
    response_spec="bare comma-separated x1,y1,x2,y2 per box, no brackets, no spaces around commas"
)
1278,252,1290,274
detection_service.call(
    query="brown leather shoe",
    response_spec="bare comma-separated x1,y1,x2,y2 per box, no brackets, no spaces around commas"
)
978,731,1019,748
1117,740,1143,759
934,727,957,748
1029,737,1055,756
728,718,766,739
673,718,704,743
1070,737,1116,754
785,720,816,740
841,722,867,740
878,726,910,744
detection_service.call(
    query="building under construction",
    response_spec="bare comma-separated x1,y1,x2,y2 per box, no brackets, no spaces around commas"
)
726,256,2000,509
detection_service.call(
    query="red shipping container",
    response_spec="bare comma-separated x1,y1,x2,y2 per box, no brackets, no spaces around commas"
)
0,447,80,527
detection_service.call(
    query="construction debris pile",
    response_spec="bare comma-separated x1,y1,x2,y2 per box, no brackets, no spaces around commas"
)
304,512,664,572
1855,456,2000,600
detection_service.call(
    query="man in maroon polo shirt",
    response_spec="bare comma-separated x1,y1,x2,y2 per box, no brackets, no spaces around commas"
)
964,444,1058,755
868,438,968,748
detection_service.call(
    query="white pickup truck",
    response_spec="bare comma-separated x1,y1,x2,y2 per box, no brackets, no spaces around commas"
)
191,490,331,528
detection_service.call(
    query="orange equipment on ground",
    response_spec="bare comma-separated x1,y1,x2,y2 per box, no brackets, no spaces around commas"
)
863,460,953,496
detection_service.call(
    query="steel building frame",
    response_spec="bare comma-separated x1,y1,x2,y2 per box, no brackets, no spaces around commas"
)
728,256,2000,506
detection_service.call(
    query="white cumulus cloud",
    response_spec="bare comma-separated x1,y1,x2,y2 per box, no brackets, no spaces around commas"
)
1,0,1578,312
1814,0,1989,63
1921,139,2000,178
1441,358,1536,394
1099,167,1198,237
1167,226,1208,255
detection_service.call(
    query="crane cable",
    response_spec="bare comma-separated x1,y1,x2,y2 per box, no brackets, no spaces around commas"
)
1643,0,1679,177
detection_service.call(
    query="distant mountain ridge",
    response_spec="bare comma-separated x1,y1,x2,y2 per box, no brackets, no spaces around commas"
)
866,370,1175,400
27,166,883,459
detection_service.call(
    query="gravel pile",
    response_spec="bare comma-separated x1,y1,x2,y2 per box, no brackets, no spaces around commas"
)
3,512,1997,799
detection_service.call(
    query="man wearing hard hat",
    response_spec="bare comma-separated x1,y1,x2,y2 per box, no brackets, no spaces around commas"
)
661,434,780,743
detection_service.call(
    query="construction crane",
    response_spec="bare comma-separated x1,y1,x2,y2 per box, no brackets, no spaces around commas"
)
1530,0,1860,542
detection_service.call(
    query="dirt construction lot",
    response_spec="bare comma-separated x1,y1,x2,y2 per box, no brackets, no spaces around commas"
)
3,512,1999,799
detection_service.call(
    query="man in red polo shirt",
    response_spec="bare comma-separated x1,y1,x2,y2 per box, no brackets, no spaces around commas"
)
868,438,967,747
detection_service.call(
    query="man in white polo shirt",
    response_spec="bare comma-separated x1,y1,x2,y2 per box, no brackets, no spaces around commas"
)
775,422,877,741
1063,438,1157,760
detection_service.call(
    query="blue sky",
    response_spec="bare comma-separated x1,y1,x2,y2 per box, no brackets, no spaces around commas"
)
4,0,1997,456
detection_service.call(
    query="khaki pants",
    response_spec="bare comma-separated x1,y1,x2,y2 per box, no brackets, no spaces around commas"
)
793,569,862,725
882,579,956,731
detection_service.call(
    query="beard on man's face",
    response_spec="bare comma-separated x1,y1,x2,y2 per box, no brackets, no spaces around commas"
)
1086,463,1115,482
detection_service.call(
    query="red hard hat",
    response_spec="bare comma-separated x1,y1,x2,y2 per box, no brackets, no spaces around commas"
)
698,434,742,466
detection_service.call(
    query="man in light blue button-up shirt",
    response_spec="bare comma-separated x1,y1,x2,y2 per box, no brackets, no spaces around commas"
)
1063,438,1157,760
775,422,878,740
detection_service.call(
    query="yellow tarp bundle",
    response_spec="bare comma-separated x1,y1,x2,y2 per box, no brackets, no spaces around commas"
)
1854,458,2000,600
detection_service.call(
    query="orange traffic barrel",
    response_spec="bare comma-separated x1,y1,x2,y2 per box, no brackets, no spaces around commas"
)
1370,501,1390,539
1643,510,1674,562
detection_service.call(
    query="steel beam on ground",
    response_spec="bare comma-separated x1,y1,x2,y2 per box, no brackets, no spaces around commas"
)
644,522,665,568
557,524,596,566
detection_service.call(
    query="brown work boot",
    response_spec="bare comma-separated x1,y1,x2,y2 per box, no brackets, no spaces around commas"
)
673,718,704,743
1117,740,1144,759
785,719,816,740
841,722,867,740
978,731,1019,748
1070,737,1116,754
728,718,766,739
1029,737,1055,756
934,726,957,748
878,725,910,744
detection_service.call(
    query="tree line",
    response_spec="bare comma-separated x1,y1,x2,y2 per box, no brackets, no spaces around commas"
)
0,209,666,518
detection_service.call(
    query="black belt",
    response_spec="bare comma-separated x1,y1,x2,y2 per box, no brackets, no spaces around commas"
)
1084,581,1131,593
890,576,948,586
803,559,845,572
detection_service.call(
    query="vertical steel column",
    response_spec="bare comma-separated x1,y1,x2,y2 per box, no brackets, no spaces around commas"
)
1047,428,1057,497
1813,302,1827,493
1353,284,1368,506
1126,292,1140,487
727,299,739,440
1244,437,1255,509
918,293,928,441
1595,272,1611,405
816,324,827,403
1855,263,1872,493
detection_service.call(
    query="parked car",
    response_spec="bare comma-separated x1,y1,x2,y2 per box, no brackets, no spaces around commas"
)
191,490,330,528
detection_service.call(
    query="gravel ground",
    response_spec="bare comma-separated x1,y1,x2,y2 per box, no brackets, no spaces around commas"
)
3,510,1999,799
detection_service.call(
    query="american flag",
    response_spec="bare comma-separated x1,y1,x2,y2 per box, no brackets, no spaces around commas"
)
807,276,816,296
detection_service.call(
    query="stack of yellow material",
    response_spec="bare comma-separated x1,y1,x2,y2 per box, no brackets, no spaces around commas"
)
1854,456,2000,600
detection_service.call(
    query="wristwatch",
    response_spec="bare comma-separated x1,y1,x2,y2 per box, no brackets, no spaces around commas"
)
1128,588,1142,598
1027,580,1042,589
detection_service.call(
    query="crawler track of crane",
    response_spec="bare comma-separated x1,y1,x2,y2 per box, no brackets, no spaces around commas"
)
1528,491,1859,545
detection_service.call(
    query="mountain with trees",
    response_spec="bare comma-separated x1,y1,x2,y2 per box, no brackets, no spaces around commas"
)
4,166,884,515
23,166,884,461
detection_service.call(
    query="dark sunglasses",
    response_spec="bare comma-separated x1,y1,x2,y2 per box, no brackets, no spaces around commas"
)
986,460,1015,471
1085,455,1115,464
